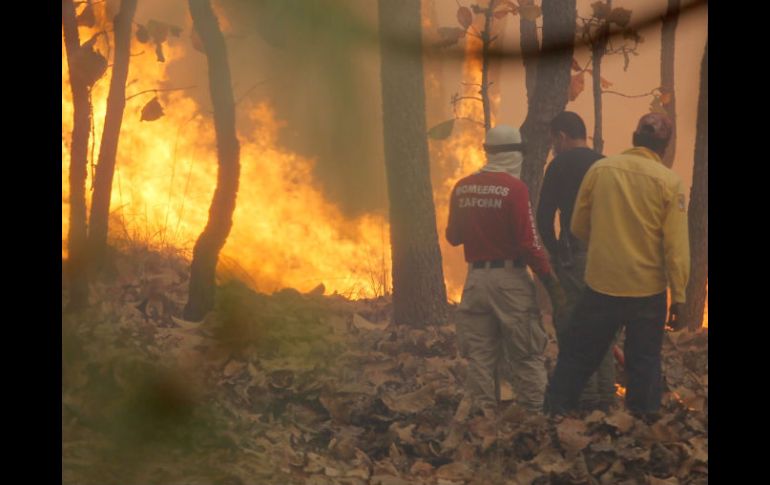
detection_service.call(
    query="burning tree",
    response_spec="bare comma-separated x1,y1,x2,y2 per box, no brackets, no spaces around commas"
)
88,0,138,271
378,0,448,327
62,0,107,311
184,0,241,321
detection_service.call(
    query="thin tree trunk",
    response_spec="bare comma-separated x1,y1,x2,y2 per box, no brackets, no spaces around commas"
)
660,0,680,168
480,6,493,132
591,0,610,155
63,0,91,311
378,0,448,327
520,13,540,107
520,0,577,207
684,39,707,330
88,0,138,271
184,0,241,321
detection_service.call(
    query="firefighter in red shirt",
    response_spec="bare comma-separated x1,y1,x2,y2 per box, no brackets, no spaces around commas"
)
447,125,566,415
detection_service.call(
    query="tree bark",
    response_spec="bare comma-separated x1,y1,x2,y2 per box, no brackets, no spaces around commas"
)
591,0,610,155
683,39,707,330
62,0,91,311
480,6,493,132
378,0,448,327
660,0,680,168
184,0,241,321
520,0,577,207
520,13,540,107
88,0,138,271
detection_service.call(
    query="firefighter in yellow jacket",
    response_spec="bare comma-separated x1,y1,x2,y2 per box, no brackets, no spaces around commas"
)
544,113,690,417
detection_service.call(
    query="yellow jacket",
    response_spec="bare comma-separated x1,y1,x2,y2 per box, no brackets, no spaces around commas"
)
571,147,690,302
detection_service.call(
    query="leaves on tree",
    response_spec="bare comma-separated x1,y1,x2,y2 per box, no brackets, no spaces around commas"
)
456,7,473,30
147,20,169,44
155,43,166,63
427,119,455,140
434,27,466,49
609,7,632,28
660,92,673,106
72,41,108,87
571,58,581,71
141,97,165,122
591,1,611,19
145,20,181,62
76,4,95,28
600,76,612,89
569,71,585,101
623,27,644,44
136,24,150,44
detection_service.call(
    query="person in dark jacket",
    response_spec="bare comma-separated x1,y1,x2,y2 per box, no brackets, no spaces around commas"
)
536,111,615,410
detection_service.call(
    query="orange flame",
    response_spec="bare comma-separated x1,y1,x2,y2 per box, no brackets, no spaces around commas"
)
430,19,489,302
62,5,391,299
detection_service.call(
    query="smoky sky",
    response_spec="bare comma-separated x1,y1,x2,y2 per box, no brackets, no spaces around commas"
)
116,0,706,217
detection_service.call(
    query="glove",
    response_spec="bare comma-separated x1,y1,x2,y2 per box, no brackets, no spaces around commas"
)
541,273,567,321
666,302,686,331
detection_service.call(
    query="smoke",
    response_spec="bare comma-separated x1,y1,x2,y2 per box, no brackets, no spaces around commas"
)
124,0,389,217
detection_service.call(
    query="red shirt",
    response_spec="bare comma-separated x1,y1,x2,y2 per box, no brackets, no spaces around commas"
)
446,171,552,277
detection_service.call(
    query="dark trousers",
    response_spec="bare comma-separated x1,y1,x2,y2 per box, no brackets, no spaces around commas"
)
545,288,667,414
553,251,615,406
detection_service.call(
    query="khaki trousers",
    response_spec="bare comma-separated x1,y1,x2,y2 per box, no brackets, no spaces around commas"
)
456,263,548,411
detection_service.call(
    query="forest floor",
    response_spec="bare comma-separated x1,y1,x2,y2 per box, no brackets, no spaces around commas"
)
62,247,707,485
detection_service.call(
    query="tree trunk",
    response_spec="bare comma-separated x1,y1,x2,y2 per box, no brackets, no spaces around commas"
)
88,0,138,271
520,0,577,207
184,0,241,321
683,39,707,330
62,0,91,311
591,0,610,155
520,13,540,107
660,0,680,168
480,6,493,132
378,0,448,327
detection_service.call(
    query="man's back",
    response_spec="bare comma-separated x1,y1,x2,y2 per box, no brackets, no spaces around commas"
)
446,170,550,276
537,147,604,255
571,146,690,302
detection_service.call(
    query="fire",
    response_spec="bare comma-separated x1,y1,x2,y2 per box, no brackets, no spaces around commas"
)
430,15,489,302
63,5,390,298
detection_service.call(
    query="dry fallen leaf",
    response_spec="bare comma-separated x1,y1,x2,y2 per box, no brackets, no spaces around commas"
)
557,418,592,454
604,410,635,433
410,460,434,477
352,313,388,332
381,383,436,414
648,476,680,485
436,462,473,482
389,422,416,445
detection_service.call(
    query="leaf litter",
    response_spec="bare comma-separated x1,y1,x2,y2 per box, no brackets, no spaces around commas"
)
63,247,707,484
